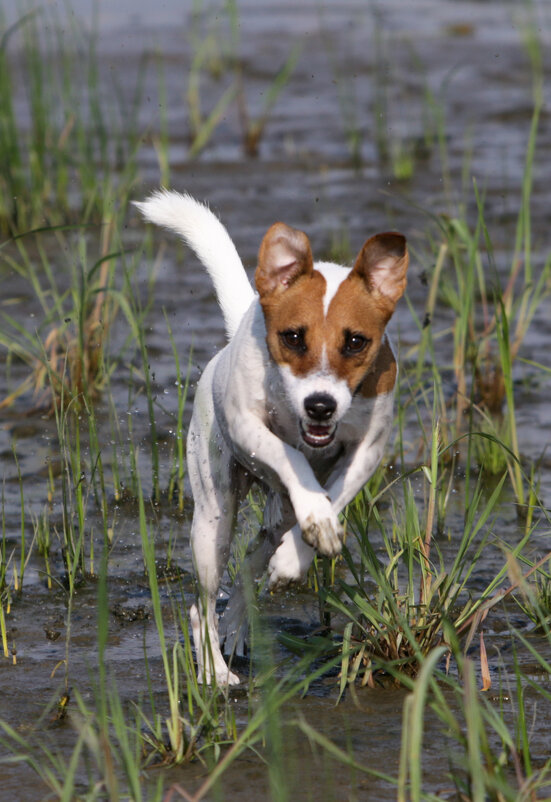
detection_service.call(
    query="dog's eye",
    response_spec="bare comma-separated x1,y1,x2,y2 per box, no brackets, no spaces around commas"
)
280,328,306,353
342,331,370,356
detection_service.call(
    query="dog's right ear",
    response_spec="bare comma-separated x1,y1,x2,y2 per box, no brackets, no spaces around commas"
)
255,223,313,296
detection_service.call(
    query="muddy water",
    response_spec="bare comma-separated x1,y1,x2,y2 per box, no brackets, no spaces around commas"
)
1,1,551,799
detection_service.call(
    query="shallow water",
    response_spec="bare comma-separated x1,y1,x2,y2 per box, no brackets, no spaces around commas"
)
1,1,551,799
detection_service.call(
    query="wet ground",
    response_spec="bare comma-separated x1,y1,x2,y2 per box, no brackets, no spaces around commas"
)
1,1,551,799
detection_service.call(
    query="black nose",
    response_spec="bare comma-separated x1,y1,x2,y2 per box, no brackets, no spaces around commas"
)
304,393,337,422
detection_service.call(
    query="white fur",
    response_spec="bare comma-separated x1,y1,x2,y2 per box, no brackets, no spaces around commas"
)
317,261,351,315
278,363,352,430
136,191,400,686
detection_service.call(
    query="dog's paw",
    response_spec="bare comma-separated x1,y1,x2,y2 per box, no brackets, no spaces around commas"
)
268,526,315,590
190,603,241,686
220,667,241,686
268,548,305,591
297,496,343,557
196,661,241,686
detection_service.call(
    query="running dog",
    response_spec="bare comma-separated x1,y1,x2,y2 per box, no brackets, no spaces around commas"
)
135,190,408,685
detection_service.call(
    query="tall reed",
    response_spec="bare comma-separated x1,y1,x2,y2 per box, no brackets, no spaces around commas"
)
0,6,145,233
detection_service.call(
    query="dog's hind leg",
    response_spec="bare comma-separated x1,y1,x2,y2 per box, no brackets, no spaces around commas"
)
188,479,241,684
220,491,295,657
219,530,273,659
187,385,244,685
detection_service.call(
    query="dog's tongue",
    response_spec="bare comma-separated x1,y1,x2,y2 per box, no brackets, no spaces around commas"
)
308,425,330,436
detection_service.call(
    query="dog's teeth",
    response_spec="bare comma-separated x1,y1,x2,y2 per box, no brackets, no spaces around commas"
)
301,422,336,448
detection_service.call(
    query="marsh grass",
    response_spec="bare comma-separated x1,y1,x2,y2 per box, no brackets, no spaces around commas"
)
286,397,550,700
0,490,344,801
407,20,550,521
408,196,549,523
235,42,302,158
0,447,36,641
0,7,145,234
1,223,549,802
320,8,448,176
0,224,133,412
0,522,233,799
1,556,165,800
186,0,300,159
0,488,11,659
1,255,139,592
397,651,551,801
1,4,551,800
165,318,193,513
508,552,551,635
1,281,549,799
311,462,508,688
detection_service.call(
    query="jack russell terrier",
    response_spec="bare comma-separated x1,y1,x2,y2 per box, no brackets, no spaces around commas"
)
135,190,408,685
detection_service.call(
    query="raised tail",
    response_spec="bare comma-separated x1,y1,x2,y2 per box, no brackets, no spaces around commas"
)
134,189,255,339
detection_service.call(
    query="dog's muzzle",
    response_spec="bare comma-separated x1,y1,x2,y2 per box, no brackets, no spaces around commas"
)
301,392,337,448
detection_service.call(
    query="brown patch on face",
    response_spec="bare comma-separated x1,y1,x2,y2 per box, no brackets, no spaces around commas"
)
319,231,407,394
358,338,397,398
260,270,328,376
256,222,328,377
323,271,394,392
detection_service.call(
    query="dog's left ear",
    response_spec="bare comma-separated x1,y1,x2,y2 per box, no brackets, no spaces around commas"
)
353,232,408,304
255,222,313,296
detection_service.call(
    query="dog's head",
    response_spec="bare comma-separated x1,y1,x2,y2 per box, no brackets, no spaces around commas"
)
255,222,408,448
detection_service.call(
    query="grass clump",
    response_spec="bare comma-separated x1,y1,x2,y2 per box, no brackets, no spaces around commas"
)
290,407,550,700
409,21,549,519
310,434,507,689
0,221,150,415
415,185,550,517
186,0,301,159
397,652,551,802
0,8,145,234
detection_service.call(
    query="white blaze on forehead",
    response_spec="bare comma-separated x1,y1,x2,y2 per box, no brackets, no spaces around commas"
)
314,262,352,316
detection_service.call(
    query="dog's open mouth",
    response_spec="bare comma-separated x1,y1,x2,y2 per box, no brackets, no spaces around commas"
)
301,422,336,448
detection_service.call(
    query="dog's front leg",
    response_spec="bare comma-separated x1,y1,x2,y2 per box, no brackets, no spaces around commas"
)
229,413,343,557
325,421,390,515
268,421,391,589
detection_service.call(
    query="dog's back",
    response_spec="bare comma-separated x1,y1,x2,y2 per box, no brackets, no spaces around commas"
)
135,190,255,338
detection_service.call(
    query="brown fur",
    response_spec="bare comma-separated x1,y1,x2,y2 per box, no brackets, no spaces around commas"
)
256,222,313,296
359,337,397,398
260,271,323,373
